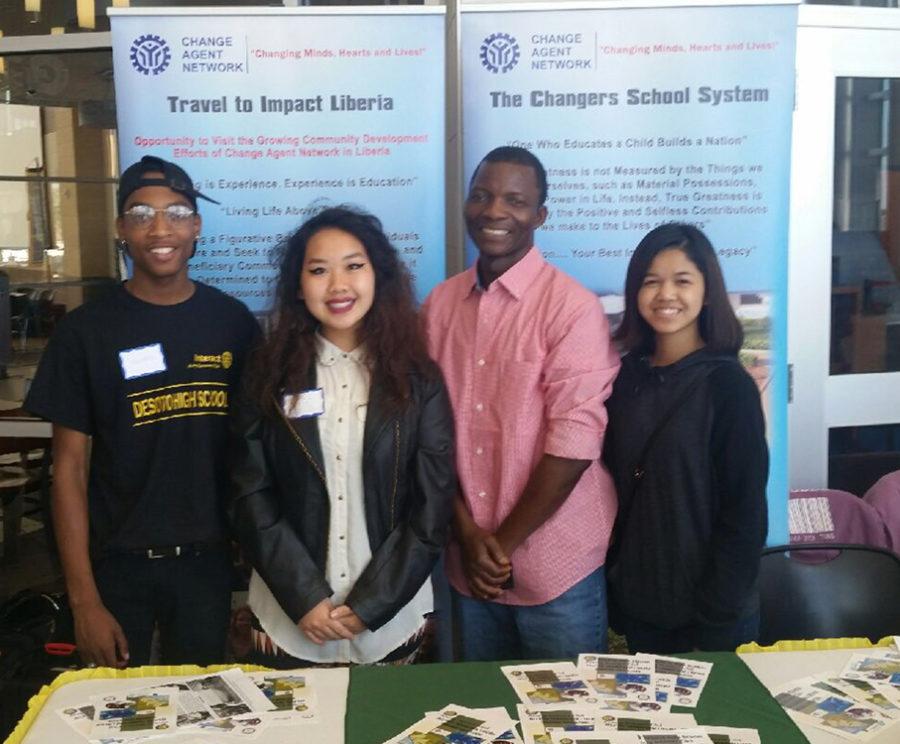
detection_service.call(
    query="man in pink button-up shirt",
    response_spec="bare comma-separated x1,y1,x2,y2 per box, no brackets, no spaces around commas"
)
423,146,620,660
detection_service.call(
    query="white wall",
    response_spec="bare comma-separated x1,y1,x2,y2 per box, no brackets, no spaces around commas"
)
0,103,43,250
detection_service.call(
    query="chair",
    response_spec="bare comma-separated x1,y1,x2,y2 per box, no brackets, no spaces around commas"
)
789,489,891,560
8,292,32,351
863,470,900,553
0,467,29,564
33,289,56,338
0,427,52,565
758,543,900,645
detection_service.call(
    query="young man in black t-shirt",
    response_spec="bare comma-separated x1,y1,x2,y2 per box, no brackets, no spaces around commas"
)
25,156,258,668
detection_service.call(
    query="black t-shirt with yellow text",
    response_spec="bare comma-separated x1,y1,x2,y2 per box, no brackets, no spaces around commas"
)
25,282,259,555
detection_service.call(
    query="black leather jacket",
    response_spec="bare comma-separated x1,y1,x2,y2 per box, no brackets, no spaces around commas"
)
228,369,456,632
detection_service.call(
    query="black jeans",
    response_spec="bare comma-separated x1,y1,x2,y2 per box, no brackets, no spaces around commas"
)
92,549,232,666
616,609,760,654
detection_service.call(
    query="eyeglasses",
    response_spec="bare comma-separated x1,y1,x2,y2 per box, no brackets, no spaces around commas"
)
122,204,196,228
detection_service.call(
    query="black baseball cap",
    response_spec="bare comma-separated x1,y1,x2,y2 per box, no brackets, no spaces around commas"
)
117,155,219,214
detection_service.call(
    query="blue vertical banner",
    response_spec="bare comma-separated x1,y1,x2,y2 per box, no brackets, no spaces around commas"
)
110,8,446,310
462,2,797,544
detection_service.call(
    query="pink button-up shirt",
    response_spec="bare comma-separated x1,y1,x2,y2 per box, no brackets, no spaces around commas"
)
423,248,620,605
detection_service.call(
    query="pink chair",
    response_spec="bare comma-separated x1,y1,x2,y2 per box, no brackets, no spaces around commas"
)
863,470,900,553
788,489,891,562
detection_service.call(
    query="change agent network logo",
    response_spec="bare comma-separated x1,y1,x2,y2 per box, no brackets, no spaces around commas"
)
130,34,171,76
480,33,520,74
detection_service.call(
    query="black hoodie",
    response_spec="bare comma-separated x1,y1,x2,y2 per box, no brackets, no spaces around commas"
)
603,347,769,631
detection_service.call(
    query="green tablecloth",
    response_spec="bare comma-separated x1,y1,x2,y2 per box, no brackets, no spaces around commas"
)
346,653,808,743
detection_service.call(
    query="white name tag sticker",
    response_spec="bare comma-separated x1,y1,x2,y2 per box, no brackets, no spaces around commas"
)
119,343,167,380
282,388,325,419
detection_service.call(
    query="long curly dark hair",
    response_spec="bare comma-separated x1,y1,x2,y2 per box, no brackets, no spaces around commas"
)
247,205,436,415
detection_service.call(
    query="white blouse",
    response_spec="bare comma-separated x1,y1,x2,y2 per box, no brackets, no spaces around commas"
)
249,335,432,663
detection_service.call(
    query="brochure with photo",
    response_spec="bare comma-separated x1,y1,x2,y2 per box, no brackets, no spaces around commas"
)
248,671,319,724
576,655,670,706
840,652,900,686
383,703,516,744
178,668,275,720
503,663,599,706
774,680,888,741
595,699,672,714
596,712,697,731
635,654,713,708
89,689,178,739
517,703,601,743
809,675,900,720
701,726,761,744
550,729,714,743
195,710,270,738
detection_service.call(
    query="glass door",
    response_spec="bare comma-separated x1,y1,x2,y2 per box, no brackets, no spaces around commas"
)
789,6,900,494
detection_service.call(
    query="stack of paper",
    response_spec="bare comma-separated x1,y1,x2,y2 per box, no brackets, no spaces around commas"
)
548,729,759,743
380,703,522,744
56,668,322,743
503,663,604,707
517,703,696,742
773,644,900,741
634,654,713,709
494,656,758,744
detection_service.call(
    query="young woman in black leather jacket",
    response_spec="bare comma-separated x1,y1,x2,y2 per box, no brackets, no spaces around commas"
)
229,206,456,666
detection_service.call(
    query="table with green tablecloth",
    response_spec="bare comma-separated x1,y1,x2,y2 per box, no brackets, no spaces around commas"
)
346,653,807,743
9,652,808,744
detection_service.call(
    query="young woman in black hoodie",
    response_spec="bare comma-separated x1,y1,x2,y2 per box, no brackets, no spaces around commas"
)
604,222,769,654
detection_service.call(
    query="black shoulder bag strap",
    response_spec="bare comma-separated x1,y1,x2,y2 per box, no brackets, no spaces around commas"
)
609,364,723,565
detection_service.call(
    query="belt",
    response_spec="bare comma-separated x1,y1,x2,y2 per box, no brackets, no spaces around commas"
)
118,541,226,559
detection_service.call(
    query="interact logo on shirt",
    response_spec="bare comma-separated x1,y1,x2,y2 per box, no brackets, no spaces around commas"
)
188,351,233,369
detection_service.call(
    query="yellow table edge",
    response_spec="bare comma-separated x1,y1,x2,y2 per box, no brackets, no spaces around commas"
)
8,640,899,742
736,635,896,653
4,663,271,744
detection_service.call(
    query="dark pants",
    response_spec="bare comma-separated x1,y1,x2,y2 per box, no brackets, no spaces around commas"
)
616,610,760,654
93,549,232,666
